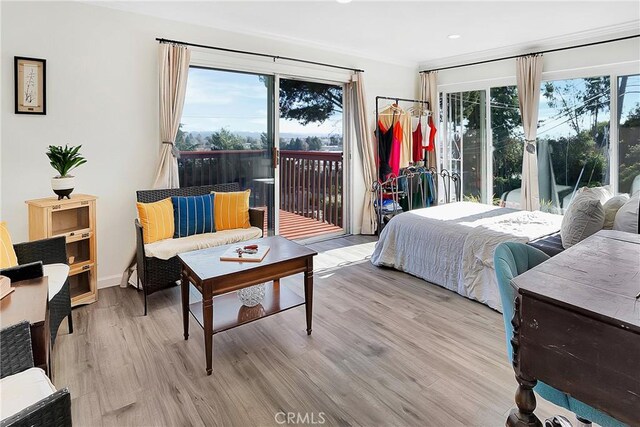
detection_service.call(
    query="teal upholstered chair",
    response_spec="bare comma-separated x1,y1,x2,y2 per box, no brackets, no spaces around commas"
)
494,242,624,427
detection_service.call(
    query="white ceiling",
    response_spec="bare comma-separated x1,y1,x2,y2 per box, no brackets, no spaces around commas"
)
96,1,640,67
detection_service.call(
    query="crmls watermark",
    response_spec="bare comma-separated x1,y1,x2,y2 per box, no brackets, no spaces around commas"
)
274,412,326,425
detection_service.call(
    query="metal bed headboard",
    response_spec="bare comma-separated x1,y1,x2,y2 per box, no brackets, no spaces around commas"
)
372,168,460,234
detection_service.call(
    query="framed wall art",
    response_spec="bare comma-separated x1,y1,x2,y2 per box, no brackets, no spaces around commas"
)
15,56,46,115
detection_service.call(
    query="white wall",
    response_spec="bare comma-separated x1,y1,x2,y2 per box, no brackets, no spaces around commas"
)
1,1,417,287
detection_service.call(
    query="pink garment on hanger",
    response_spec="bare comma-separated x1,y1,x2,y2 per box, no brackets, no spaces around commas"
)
389,122,402,176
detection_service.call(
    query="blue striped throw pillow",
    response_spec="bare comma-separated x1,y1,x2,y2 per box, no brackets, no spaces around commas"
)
171,194,215,238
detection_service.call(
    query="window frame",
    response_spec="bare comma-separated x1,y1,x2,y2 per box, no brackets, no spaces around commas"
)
438,61,640,200
181,57,351,236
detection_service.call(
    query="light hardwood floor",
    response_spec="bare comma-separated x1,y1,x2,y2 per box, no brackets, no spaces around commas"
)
52,235,571,426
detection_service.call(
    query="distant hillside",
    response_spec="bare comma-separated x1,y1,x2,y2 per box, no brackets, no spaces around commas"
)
187,131,338,139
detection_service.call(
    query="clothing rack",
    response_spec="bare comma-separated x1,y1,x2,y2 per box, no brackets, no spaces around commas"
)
375,96,430,125
375,96,432,183
372,167,461,234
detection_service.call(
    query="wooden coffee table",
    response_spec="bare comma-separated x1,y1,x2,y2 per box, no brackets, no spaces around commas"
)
178,235,317,375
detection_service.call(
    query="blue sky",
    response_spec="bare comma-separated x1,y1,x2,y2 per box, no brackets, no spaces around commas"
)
181,67,342,135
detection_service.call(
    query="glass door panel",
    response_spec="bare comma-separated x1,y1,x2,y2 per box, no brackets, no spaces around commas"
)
538,76,611,212
178,67,275,235
277,78,345,240
444,90,487,202
617,74,640,195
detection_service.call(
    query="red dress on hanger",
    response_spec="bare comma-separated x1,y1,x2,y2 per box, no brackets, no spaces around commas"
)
412,119,424,162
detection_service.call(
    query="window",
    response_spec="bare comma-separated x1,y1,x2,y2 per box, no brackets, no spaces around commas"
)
617,74,640,194
177,67,347,239
178,67,275,233
538,76,610,211
278,78,346,236
490,86,523,205
442,71,638,211
443,90,487,202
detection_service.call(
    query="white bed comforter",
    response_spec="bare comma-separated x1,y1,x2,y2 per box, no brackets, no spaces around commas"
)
370,202,562,312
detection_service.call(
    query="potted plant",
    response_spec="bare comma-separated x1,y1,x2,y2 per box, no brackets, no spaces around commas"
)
46,144,87,200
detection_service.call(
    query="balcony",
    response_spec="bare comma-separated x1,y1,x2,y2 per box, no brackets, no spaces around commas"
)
178,149,343,240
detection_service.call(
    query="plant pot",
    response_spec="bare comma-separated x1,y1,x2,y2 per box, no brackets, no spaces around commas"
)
51,176,75,200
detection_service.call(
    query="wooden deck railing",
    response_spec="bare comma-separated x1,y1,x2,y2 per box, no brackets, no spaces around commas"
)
178,150,269,188
178,150,343,228
279,150,343,228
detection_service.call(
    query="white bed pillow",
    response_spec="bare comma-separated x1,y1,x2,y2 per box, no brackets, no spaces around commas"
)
602,194,630,230
577,185,614,205
613,194,639,234
561,192,605,248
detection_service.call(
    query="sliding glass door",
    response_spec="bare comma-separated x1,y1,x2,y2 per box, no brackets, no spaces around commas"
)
177,67,348,240
178,67,276,235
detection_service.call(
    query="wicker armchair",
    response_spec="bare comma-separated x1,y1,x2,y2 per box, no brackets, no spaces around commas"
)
0,322,72,427
135,183,265,315
0,236,72,345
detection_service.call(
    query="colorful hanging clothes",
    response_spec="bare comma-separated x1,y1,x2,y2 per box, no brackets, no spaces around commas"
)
426,116,437,152
376,119,394,180
378,105,411,170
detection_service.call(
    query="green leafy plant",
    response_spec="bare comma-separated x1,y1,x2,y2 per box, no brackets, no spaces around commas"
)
46,145,87,177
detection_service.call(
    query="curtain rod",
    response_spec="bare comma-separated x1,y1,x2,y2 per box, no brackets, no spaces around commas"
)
419,33,640,74
156,38,365,73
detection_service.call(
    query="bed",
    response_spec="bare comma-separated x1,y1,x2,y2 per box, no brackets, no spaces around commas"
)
370,202,563,312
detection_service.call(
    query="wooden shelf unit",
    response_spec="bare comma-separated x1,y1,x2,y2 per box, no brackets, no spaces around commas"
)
26,194,98,306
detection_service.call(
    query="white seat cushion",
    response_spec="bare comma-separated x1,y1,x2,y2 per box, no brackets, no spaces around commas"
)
43,263,70,301
144,227,263,260
0,367,56,420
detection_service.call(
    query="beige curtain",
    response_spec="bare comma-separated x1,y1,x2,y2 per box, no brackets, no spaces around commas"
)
420,71,439,171
152,43,191,189
347,72,377,235
516,54,543,211
124,43,191,288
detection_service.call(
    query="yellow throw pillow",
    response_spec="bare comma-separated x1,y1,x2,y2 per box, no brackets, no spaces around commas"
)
1,221,19,269
212,190,251,231
136,198,175,244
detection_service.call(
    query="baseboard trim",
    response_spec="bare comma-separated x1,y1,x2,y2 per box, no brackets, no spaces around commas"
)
98,273,128,289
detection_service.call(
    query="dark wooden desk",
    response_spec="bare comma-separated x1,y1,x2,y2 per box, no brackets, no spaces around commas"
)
509,230,640,426
0,277,51,376
178,236,317,375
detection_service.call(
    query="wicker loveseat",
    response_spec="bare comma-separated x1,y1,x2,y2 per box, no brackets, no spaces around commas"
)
0,321,71,427
135,183,265,314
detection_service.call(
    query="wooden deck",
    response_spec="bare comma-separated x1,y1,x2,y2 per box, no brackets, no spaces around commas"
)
255,207,344,240
278,209,343,240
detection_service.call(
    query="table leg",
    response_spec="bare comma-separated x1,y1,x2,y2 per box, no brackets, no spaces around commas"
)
304,257,313,336
181,270,189,341
507,295,542,427
203,289,214,375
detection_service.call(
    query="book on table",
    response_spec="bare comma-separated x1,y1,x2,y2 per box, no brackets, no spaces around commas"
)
220,245,270,262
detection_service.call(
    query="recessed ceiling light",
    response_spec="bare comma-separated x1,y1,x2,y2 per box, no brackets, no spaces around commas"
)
448,34,461,39
336,0,352,3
